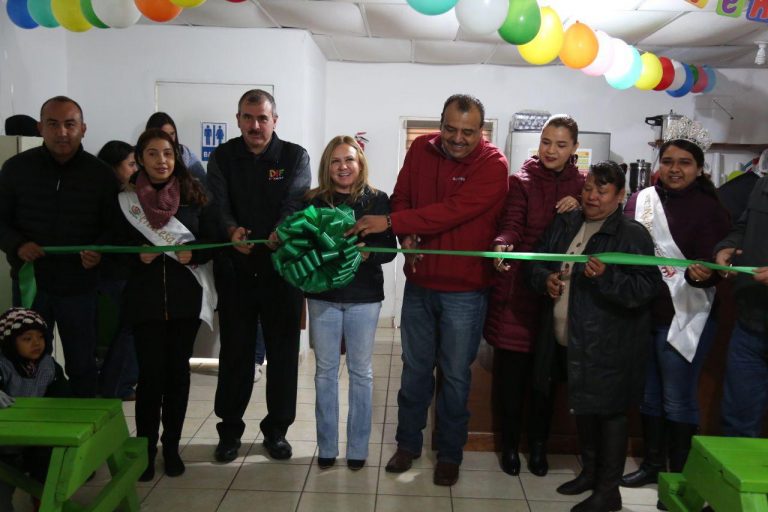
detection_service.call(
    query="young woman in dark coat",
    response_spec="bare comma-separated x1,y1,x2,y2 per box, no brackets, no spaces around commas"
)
114,129,221,482
529,162,661,512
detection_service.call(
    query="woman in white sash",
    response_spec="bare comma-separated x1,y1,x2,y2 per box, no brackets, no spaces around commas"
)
114,129,220,482
620,120,731,502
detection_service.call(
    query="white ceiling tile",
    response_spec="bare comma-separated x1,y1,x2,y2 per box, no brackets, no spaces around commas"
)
661,46,753,66
486,44,530,66
637,0,716,12
312,35,342,60
728,25,768,45
260,0,367,36
414,40,495,64
332,35,412,62
164,0,277,28
567,11,679,46
365,4,459,40
640,11,758,46
456,27,505,44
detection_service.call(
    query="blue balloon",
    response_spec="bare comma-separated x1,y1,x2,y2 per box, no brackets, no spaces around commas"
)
406,0,458,15
6,0,39,29
606,46,643,90
667,63,695,97
702,65,717,93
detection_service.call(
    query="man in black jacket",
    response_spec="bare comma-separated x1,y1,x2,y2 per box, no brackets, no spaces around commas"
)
715,174,768,438
207,89,311,462
0,96,117,397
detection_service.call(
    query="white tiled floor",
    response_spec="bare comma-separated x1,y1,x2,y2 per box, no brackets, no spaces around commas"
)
12,327,660,511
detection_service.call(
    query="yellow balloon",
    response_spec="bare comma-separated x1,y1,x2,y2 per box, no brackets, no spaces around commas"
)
518,7,564,65
635,52,664,90
51,0,92,32
170,0,207,6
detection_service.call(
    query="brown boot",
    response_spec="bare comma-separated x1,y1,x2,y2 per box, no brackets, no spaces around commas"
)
385,448,420,473
433,461,460,486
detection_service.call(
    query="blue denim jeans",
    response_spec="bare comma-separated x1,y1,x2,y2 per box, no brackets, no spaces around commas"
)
639,316,717,424
396,282,488,464
308,299,381,460
722,322,768,437
14,281,99,397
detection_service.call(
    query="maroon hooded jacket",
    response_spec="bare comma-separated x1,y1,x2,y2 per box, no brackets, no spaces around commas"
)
483,156,585,353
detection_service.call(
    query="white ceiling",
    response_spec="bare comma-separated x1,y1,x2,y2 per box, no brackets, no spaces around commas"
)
162,0,768,68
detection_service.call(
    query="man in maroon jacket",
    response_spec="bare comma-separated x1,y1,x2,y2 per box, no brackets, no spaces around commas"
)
350,94,508,485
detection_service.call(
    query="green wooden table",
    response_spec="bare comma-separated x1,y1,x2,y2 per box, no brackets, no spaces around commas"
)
659,436,768,512
0,398,146,512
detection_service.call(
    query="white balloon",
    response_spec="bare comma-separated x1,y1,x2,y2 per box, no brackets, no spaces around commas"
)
582,30,614,77
668,60,687,90
603,39,632,81
455,0,508,35
92,0,141,29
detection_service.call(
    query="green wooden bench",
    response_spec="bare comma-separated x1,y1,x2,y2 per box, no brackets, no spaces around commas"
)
0,397,146,512
659,436,768,512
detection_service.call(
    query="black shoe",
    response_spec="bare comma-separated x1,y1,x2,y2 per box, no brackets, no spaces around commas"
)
528,441,549,477
347,459,365,471
571,489,622,512
139,447,157,482
263,435,292,460
557,471,595,495
500,450,521,476
317,457,336,469
163,448,186,477
621,463,662,487
214,439,241,463
657,499,668,510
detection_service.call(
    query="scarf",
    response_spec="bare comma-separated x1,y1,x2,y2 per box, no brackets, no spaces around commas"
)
135,171,180,229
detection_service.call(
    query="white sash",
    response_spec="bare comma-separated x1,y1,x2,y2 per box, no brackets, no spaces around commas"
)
635,187,714,362
118,191,217,330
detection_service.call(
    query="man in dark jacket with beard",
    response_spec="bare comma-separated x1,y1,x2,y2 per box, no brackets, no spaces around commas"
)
0,96,117,397
528,161,661,512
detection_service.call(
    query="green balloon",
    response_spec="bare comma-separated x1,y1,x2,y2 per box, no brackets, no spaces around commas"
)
690,64,699,84
80,0,108,28
27,0,59,28
498,0,541,45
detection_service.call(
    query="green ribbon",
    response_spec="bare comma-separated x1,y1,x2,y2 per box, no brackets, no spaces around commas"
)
17,205,758,305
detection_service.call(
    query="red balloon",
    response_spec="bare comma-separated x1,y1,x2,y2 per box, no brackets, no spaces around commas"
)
691,65,708,93
226,0,247,2
654,57,675,91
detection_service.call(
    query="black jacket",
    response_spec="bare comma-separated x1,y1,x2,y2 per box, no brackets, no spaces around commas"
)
305,188,397,303
0,145,118,295
714,175,768,334
113,181,223,325
528,208,661,415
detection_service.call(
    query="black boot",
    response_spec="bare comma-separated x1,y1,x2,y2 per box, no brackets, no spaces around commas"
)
500,448,521,476
139,446,157,482
163,444,186,477
667,421,697,472
621,414,666,487
528,441,549,477
572,414,626,512
558,415,597,495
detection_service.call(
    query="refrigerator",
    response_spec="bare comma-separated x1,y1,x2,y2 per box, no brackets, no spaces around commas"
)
0,136,43,313
505,126,611,174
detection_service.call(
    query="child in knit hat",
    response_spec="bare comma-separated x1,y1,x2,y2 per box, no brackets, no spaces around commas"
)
0,307,69,512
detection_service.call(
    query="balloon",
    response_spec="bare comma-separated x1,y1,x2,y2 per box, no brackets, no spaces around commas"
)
581,30,614,76
80,0,108,28
559,21,598,69
606,45,642,90
135,0,182,22
667,63,695,97
702,65,717,93
634,52,663,90
455,0,507,35
225,0,246,2
91,0,140,28
603,39,632,82
6,0,39,29
406,0,458,15
667,60,687,90
517,7,564,65
171,0,206,6
691,65,709,93
51,0,92,32
497,0,540,45
654,57,675,91
28,0,60,27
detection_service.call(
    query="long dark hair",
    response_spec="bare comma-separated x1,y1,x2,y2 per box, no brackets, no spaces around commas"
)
146,112,183,147
659,139,718,199
135,129,207,207
97,140,134,168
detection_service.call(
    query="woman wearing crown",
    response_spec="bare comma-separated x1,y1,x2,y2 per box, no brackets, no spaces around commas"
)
620,118,731,505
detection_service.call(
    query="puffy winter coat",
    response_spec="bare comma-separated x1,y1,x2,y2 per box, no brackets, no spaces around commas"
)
484,156,585,352
528,208,661,415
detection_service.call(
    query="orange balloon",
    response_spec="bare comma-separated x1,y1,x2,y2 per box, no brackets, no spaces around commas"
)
135,0,182,22
559,21,598,69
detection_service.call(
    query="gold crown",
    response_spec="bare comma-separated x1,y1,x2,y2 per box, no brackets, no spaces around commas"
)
663,116,712,152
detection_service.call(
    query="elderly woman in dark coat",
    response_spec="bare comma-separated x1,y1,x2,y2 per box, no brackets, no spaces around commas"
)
528,161,661,512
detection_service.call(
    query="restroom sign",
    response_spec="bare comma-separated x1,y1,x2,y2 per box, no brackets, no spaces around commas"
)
201,122,226,161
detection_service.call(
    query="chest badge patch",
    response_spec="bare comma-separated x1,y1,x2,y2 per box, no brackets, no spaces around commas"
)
268,168,286,181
